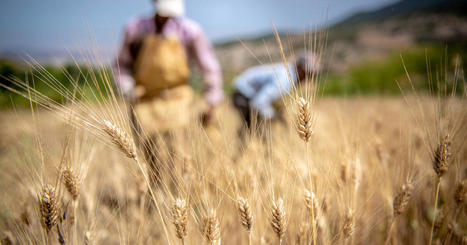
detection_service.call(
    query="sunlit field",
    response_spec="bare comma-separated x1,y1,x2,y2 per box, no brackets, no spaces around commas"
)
2,0,467,244
0,76,465,244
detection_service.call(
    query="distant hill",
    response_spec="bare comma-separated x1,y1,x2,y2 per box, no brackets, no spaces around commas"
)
215,0,467,73
333,0,467,26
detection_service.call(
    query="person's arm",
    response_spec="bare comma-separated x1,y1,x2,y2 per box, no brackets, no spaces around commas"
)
113,20,137,100
188,24,224,125
190,25,224,107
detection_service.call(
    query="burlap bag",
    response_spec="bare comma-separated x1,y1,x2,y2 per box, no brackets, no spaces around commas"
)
133,35,193,133
135,85,193,133
134,35,190,98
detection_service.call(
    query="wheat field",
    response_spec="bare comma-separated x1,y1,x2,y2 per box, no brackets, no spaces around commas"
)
0,54,466,245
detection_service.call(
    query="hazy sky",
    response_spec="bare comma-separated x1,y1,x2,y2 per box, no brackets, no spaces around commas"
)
0,0,396,57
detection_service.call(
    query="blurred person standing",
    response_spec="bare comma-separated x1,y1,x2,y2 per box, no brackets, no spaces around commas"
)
113,0,223,183
232,53,320,133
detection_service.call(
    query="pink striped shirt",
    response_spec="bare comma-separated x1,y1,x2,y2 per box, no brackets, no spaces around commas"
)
113,15,224,105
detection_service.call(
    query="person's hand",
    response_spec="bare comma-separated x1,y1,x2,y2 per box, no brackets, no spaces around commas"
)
134,85,146,100
201,106,215,127
126,85,146,105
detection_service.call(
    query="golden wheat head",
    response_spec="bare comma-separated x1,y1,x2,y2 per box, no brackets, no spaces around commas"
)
237,196,253,231
432,134,451,178
62,166,80,200
171,199,188,240
202,209,220,245
271,198,287,241
38,185,59,233
393,182,413,217
296,97,313,142
102,120,137,159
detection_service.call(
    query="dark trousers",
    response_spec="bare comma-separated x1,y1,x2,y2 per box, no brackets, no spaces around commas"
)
232,90,255,129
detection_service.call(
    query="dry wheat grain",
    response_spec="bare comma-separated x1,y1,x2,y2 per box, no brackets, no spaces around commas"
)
271,198,286,242
63,167,80,200
432,135,451,178
296,97,313,142
102,120,136,159
171,199,188,241
237,197,253,231
202,209,220,245
38,185,59,233
393,182,413,217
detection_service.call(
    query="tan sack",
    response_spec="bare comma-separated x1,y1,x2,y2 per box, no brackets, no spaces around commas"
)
134,35,190,98
135,85,193,133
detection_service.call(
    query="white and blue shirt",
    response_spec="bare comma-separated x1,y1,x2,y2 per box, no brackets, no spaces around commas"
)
234,63,296,119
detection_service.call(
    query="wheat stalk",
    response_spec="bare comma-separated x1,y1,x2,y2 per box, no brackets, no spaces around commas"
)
304,189,318,245
429,134,451,245
100,119,175,244
271,198,286,244
171,199,188,242
101,119,173,244
385,181,413,244
304,189,319,218
296,222,310,245
443,179,467,245
38,185,59,233
296,96,317,245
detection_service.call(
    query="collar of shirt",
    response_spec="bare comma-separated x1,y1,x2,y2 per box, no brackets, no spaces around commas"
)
132,16,191,45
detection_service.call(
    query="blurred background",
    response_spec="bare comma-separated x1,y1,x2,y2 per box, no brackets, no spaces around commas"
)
1,0,466,108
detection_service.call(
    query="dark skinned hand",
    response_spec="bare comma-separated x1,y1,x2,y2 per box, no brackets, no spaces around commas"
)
201,106,215,127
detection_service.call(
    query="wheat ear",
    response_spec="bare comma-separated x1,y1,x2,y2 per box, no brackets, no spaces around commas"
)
393,182,413,217
237,197,253,232
271,198,286,244
432,134,451,178
102,120,137,159
202,209,220,245
454,179,467,206
237,196,253,245
84,231,94,245
342,208,355,239
171,199,188,242
39,185,59,233
62,166,80,200
385,182,413,244
296,97,313,142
